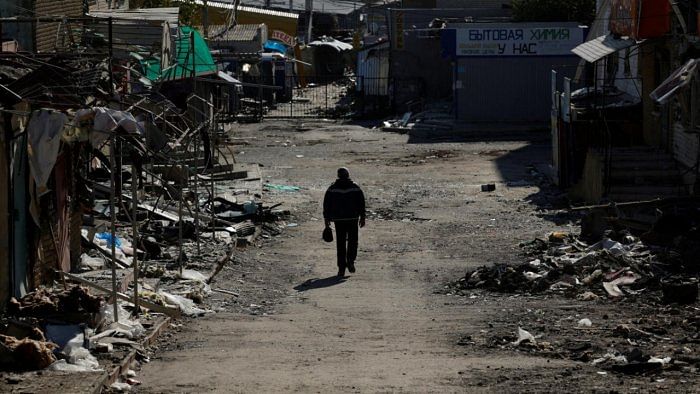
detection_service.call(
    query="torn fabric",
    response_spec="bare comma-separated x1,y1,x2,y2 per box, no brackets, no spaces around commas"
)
26,110,68,197
90,107,145,148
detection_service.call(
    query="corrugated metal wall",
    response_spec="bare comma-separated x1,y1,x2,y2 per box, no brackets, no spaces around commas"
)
34,0,83,52
455,56,579,123
357,44,390,96
0,0,35,50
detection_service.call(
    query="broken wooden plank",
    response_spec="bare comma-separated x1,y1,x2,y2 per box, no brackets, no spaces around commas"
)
137,202,180,222
60,271,181,318
207,244,236,284
213,288,239,297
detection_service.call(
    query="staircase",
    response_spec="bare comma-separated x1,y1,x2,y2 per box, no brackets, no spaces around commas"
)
606,147,687,202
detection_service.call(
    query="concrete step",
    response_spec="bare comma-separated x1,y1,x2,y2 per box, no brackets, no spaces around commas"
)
609,148,667,155
610,160,677,170
608,193,683,202
610,168,681,178
610,155,675,163
609,184,684,196
609,177,683,187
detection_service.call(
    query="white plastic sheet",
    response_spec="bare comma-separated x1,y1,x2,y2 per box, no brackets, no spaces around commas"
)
89,107,144,148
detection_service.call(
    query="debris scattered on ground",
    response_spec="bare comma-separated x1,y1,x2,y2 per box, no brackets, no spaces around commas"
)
380,103,454,134
450,199,700,380
452,231,698,301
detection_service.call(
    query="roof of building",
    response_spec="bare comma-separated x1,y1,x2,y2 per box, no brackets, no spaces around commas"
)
89,7,180,24
241,0,359,16
572,34,637,63
178,0,299,19
209,24,263,42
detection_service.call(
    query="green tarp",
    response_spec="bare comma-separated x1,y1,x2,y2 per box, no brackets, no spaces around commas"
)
142,26,216,82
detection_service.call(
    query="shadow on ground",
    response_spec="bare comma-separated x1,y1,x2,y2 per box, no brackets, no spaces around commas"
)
294,276,347,292
406,128,550,144
493,143,580,225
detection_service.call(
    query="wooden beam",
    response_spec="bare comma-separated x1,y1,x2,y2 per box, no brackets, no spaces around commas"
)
60,271,181,318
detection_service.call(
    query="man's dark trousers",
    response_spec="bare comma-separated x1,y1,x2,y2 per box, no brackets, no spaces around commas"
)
335,219,359,270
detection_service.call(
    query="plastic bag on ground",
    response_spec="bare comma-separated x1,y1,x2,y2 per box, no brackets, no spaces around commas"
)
592,352,628,365
158,291,210,317
577,318,593,327
513,327,536,345
180,269,208,282
100,303,145,339
587,238,627,257
178,269,212,295
46,330,102,372
47,359,95,372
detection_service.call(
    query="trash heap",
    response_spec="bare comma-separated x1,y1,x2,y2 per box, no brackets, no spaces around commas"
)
1,286,111,372
453,231,699,304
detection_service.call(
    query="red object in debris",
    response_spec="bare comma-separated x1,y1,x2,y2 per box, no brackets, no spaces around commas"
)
638,0,671,39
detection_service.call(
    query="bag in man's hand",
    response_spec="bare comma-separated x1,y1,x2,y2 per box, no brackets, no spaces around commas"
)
322,227,333,243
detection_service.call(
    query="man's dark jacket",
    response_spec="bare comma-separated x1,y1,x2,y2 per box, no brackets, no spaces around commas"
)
323,179,366,221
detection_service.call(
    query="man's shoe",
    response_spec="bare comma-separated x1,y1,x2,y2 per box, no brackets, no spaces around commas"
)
347,262,356,273
337,268,346,278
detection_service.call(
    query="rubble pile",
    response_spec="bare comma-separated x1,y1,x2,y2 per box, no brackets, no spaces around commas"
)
0,334,57,371
472,300,700,377
0,286,106,372
8,286,102,319
452,200,699,379
453,231,698,303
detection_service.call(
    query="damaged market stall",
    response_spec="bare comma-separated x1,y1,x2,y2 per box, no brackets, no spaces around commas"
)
0,15,291,385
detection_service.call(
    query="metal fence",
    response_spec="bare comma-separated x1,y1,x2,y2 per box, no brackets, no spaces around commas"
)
232,75,354,119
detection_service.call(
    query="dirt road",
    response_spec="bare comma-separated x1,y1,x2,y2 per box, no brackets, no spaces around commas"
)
135,122,662,393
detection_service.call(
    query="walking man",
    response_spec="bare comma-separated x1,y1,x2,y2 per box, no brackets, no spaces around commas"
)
323,167,366,277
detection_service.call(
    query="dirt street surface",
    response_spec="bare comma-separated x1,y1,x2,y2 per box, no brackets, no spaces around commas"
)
135,121,699,393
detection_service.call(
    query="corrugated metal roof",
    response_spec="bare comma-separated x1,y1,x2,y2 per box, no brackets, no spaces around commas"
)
180,0,299,19
572,35,637,63
89,7,179,23
240,0,358,15
209,24,261,42
436,0,510,8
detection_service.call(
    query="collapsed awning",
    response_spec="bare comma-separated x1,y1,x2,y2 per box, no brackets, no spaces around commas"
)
141,26,217,82
572,34,637,63
650,59,699,104
216,71,242,85
308,37,353,52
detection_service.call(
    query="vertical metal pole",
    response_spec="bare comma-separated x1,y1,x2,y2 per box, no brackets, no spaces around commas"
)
131,164,140,315
178,159,184,276
194,130,200,255
108,18,114,94
259,85,263,120
192,32,200,255
109,135,119,323
203,0,209,38
210,117,216,239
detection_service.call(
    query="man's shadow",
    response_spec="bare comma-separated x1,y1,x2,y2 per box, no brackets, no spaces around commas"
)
294,275,348,292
